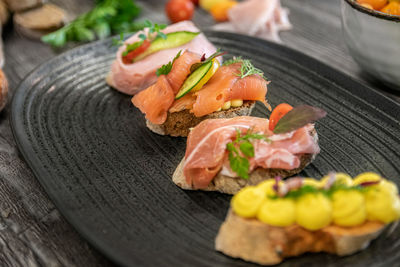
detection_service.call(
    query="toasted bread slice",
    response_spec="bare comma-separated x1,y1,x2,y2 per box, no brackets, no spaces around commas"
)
172,129,317,194
173,153,315,194
215,210,386,265
146,101,255,137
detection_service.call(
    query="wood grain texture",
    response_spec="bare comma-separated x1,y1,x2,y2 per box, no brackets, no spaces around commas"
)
0,0,399,266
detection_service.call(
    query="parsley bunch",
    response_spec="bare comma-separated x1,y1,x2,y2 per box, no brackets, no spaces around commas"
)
226,129,269,179
42,0,142,47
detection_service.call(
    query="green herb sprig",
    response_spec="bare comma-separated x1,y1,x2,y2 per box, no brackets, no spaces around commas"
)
156,50,182,76
223,57,267,80
227,129,269,179
118,20,167,57
271,180,376,200
139,20,167,41
42,0,142,47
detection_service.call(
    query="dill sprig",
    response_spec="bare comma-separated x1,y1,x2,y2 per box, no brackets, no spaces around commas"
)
223,57,267,80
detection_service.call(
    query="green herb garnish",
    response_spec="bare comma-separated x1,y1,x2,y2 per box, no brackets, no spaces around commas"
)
42,0,142,47
227,128,269,179
119,20,167,56
141,20,167,41
112,32,125,47
223,56,267,80
156,50,182,76
273,105,327,134
271,182,368,200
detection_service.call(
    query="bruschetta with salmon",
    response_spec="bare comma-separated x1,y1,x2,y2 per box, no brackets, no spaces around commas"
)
172,104,327,194
107,20,218,95
132,53,270,137
215,172,400,265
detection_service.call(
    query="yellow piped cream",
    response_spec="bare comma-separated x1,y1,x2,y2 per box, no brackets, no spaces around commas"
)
296,193,332,231
332,190,366,226
231,172,400,230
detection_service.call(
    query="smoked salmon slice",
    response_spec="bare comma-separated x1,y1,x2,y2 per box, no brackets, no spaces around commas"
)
131,75,175,125
229,74,269,102
192,63,241,117
167,51,202,94
169,93,196,113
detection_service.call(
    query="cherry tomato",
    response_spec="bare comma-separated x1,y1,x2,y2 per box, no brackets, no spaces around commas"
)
166,0,195,23
122,40,151,64
269,103,293,131
357,0,388,10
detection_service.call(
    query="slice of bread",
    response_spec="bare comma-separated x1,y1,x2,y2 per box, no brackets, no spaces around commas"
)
215,210,386,265
146,100,255,137
172,129,318,194
0,69,8,112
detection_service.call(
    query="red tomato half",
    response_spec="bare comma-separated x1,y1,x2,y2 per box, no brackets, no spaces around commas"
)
122,40,151,64
166,0,195,23
269,103,293,131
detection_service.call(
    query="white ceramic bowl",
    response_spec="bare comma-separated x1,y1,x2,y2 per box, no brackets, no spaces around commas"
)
341,0,400,90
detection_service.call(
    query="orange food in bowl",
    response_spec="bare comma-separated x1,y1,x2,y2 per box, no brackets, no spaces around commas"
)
360,2,374,8
210,0,238,22
381,1,400,15
357,0,388,10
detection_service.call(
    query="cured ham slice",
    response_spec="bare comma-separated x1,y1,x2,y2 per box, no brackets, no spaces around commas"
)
107,20,218,95
183,117,319,189
213,0,292,43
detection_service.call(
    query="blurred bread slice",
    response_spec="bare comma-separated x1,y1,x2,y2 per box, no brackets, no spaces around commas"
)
14,4,66,39
0,69,8,112
0,0,9,25
5,0,43,12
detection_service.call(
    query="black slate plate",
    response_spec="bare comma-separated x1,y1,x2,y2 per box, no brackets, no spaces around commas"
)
11,32,400,267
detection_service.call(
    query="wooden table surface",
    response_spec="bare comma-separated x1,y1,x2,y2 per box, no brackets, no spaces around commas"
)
0,0,399,266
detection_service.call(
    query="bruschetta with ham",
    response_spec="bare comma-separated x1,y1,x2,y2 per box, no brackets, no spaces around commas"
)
172,104,327,194
107,20,218,95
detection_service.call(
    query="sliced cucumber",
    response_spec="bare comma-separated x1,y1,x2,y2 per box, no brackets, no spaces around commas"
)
133,31,199,62
175,61,213,99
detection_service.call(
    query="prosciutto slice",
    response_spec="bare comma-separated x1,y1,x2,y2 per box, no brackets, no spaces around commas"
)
183,117,319,189
107,21,218,95
213,0,292,43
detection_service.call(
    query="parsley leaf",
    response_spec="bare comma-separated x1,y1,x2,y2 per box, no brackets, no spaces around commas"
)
156,50,182,76
239,142,254,158
226,128,269,179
